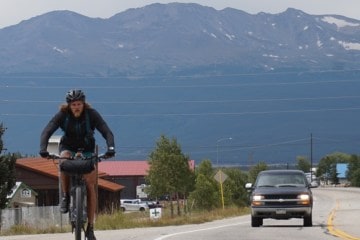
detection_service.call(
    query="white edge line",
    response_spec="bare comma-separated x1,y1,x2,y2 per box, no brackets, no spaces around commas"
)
153,221,250,240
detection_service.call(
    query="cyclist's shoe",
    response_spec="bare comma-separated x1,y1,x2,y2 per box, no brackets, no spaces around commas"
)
60,195,70,214
85,224,96,240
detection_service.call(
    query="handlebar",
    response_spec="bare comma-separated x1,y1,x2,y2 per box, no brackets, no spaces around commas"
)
47,153,109,162
47,153,109,175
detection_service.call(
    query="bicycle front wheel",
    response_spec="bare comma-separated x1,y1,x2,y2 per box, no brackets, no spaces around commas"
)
75,186,83,240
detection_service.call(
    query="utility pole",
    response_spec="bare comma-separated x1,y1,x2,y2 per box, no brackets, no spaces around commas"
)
0,125,6,154
216,137,232,166
310,133,313,182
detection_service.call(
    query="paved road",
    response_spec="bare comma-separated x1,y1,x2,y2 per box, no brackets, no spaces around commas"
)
1,187,359,240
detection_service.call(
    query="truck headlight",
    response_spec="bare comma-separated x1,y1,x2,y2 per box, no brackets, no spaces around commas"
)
298,194,310,205
252,195,264,206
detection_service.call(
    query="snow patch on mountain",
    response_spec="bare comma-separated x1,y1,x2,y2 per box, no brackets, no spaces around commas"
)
338,41,360,50
322,16,360,28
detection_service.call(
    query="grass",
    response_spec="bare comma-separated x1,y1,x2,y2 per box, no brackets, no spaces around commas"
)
0,206,250,236
96,206,250,229
1,224,69,236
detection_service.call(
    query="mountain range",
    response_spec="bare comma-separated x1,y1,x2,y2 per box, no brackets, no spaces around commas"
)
1,3,360,166
1,3,360,76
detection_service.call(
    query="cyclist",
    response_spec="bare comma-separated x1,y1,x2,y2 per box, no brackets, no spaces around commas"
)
39,89,115,240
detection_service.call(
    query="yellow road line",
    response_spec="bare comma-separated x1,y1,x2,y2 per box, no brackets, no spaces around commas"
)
327,200,360,240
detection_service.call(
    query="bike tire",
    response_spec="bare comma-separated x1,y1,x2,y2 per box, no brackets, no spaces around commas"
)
75,186,83,240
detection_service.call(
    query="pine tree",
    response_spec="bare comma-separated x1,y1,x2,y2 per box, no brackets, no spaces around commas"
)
0,124,16,209
146,135,194,217
189,160,219,210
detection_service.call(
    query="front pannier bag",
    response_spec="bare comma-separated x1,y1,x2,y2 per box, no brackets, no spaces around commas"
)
60,159,95,175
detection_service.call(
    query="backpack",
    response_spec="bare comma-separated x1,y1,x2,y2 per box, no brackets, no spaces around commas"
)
61,110,94,148
62,110,91,134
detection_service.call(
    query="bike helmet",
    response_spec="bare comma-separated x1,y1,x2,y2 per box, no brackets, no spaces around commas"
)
66,89,86,103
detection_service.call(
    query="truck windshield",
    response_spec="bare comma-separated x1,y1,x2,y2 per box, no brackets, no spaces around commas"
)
256,173,306,187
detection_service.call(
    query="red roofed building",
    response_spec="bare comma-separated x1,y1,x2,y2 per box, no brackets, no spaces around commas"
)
98,161,149,199
15,156,195,205
99,161,149,176
98,160,195,199
15,157,124,211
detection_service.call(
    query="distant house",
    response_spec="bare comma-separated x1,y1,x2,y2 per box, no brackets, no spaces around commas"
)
336,163,349,185
47,135,62,155
7,182,38,208
98,161,149,199
98,160,196,199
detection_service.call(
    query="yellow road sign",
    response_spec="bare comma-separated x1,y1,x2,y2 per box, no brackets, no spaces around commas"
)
214,170,228,183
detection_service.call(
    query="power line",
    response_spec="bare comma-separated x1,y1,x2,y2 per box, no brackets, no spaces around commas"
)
1,78,360,89
1,106,360,117
117,136,360,156
1,95,360,104
1,68,360,79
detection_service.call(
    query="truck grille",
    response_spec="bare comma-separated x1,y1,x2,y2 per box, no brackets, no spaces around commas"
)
265,194,297,200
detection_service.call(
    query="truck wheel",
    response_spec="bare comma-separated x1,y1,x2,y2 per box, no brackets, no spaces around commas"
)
251,216,263,227
304,214,312,227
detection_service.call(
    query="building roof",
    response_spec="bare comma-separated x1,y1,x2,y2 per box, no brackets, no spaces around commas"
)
7,182,36,199
7,182,22,199
99,161,149,176
98,160,196,177
16,158,124,192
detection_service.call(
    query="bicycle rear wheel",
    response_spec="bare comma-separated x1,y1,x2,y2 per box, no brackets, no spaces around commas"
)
75,186,83,240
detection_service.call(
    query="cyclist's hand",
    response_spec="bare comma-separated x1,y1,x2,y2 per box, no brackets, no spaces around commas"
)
39,150,49,158
105,148,115,158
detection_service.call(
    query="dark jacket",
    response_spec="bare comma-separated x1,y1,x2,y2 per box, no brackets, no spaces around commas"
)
40,108,114,153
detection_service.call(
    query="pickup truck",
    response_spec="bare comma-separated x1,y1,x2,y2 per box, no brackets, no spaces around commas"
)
245,170,314,227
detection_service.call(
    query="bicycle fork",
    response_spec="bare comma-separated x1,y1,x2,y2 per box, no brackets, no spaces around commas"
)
70,178,88,236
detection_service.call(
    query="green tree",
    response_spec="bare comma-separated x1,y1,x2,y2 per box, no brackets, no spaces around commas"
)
222,168,249,207
349,168,360,187
146,135,194,217
188,159,219,210
329,163,339,185
347,155,360,186
317,152,350,184
316,156,334,184
0,125,16,209
196,159,214,179
189,172,219,211
296,156,311,172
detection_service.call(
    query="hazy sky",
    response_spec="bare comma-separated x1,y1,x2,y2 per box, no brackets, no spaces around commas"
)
1,0,360,29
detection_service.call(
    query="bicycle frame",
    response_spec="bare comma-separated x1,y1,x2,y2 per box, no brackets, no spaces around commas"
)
50,152,106,240
69,165,87,240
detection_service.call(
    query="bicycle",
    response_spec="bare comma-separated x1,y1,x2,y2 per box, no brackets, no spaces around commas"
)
49,151,107,240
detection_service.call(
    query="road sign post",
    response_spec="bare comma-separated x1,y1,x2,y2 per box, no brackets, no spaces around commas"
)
214,170,228,210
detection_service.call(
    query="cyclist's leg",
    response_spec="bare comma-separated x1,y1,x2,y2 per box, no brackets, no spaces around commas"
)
60,150,72,193
84,168,97,239
84,168,96,224
59,150,73,213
